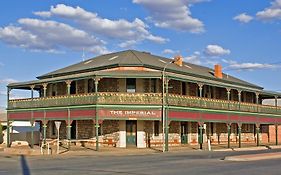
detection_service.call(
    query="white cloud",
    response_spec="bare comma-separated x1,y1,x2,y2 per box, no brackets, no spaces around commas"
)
0,18,108,54
118,40,138,48
33,11,51,18
233,13,253,23
0,78,17,84
184,52,201,65
0,91,6,96
256,0,281,20
34,4,167,47
204,44,230,57
223,59,280,71
162,49,180,55
132,0,205,33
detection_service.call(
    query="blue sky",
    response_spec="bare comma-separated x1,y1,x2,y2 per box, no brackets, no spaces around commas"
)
1,0,281,109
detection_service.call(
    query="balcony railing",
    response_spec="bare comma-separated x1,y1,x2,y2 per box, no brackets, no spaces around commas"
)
8,92,281,115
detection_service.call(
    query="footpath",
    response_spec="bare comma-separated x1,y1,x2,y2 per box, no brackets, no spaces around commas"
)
224,152,281,161
2,144,281,161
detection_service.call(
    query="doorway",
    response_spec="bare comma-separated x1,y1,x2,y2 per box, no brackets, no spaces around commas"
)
126,120,137,146
71,120,76,139
181,122,188,144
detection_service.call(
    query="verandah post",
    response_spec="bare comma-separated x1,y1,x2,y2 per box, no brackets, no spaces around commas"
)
275,96,279,145
227,123,231,149
256,124,260,147
198,122,204,150
94,78,99,151
238,123,242,148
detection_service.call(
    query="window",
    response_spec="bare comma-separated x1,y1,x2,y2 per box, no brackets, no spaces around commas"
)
88,79,94,93
154,121,160,136
51,121,56,136
95,123,102,136
150,78,157,93
97,124,102,136
70,81,76,94
182,82,186,95
126,78,136,93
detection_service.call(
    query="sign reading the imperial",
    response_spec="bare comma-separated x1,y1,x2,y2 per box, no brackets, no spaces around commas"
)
99,109,161,119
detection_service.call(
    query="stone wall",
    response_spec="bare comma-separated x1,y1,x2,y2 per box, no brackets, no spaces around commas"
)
46,120,67,139
214,87,227,100
143,79,150,93
77,80,85,94
56,82,66,96
100,120,119,143
189,83,198,97
190,122,198,144
118,79,126,92
77,120,94,139
99,78,118,92
169,80,181,95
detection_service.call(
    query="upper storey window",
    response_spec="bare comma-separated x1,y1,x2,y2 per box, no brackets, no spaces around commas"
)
126,78,136,93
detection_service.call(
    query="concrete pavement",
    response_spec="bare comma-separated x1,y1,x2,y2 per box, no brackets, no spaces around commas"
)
225,152,281,161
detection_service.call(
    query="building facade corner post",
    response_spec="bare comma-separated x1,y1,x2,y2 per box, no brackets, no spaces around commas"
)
42,122,47,145
226,88,231,110
226,123,231,148
237,90,242,110
30,85,35,100
42,83,48,97
255,123,261,147
6,121,10,148
237,123,242,148
197,83,204,98
65,80,72,95
198,122,204,150
30,120,35,149
275,124,278,145
7,87,11,109
255,92,260,112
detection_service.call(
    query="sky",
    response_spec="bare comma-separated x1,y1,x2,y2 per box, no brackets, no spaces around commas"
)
1,0,281,110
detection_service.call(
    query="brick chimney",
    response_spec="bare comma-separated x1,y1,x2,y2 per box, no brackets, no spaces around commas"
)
174,55,183,67
214,64,223,79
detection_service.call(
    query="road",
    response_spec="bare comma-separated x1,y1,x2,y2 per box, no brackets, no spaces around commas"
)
0,149,281,175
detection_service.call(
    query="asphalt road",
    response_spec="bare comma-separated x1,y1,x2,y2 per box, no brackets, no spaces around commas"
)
1,149,281,175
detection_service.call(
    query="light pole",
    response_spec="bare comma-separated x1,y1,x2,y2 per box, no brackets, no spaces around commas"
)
162,60,174,152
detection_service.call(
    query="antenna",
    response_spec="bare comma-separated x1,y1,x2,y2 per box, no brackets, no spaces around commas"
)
82,48,85,62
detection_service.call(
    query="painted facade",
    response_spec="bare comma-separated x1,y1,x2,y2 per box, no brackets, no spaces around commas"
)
6,50,281,150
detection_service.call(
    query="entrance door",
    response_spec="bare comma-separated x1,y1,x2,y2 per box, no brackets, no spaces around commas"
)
181,122,188,144
126,120,137,146
71,120,76,139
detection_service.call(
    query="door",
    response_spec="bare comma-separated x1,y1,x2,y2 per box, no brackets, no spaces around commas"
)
126,120,137,146
181,122,188,144
71,120,76,139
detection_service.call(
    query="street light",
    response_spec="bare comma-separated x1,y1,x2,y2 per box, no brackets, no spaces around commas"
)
162,60,174,152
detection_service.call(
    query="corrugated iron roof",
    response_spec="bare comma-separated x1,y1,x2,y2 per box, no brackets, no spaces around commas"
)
9,50,265,91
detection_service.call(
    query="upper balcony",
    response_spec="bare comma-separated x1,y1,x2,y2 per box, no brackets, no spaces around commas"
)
8,92,281,115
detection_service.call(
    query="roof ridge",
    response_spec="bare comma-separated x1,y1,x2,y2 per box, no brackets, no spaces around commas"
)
130,50,144,65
